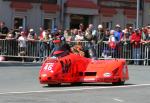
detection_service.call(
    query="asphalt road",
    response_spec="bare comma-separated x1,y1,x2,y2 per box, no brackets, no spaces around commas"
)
0,65,149,103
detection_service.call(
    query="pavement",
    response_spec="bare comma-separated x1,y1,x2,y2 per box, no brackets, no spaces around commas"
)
0,63,149,103
0,61,42,66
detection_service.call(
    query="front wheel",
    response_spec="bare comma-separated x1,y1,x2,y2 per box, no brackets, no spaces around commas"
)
112,80,125,86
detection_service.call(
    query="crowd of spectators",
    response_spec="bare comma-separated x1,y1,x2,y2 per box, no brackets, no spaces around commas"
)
0,20,150,65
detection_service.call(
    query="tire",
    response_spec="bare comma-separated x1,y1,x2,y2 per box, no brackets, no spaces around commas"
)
71,82,82,86
112,80,125,86
48,83,61,87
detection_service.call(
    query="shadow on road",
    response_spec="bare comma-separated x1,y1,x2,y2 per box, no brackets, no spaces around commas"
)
43,83,135,88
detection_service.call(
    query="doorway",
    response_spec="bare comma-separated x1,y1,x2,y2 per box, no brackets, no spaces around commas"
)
70,14,89,29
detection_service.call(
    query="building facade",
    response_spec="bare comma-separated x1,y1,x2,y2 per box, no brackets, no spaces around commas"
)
0,0,150,33
99,0,150,29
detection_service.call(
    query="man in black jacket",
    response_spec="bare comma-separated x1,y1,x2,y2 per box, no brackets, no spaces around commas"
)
0,21,9,39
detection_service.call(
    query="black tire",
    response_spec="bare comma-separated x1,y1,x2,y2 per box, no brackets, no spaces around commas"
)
48,83,61,87
112,80,125,86
71,82,82,86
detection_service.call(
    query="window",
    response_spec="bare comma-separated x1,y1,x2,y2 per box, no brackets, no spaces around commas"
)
102,21,112,29
14,17,26,29
126,24,133,28
44,19,52,30
3,0,57,4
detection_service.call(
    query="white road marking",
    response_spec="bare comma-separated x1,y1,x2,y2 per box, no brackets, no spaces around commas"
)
0,84,150,95
113,98,124,102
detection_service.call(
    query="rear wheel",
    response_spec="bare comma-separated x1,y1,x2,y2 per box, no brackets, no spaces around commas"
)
71,82,82,86
48,83,61,87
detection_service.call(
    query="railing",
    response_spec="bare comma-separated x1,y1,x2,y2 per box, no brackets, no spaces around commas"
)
0,39,149,65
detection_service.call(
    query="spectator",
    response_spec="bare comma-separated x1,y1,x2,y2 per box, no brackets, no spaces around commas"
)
0,21,9,39
39,27,45,40
84,28,92,41
88,24,97,41
141,26,150,43
5,32,16,55
108,30,116,48
27,28,38,62
108,30,117,58
141,26,150,65
75,30,84,41
101,29,110,58
130,29,141,65
103,29,110,41
84,24,97,59
128,26,134,36
27,28,37,40
97,24,105,43
39,30,51,62
6,32,15,40
121,28,131,58
114,24,123,58
114,24,122,42
18,31,27,62
71,29,78,41
79,23,85,32
64,29,72,42
58,28,63,36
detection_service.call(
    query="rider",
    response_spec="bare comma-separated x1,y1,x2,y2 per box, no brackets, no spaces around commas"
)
50,35,70,57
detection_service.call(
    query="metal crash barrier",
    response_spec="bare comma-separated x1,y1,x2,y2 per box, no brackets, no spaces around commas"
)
0,39,149,65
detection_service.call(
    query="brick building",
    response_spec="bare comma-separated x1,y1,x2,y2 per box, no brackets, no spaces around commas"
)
0,0,150,33
98,0,150,29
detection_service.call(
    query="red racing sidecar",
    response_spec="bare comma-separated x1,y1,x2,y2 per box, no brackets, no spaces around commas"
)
39,52,129,86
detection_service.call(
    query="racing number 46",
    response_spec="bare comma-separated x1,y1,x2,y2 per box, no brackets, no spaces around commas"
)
44,63,54,73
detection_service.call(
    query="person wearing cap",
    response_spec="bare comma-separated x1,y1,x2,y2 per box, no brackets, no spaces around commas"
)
27,28,38,41
97,24,104,43
114,24,123,57
121,28,131,59
18,31,27,62
27,28,38,62
114,24,123,42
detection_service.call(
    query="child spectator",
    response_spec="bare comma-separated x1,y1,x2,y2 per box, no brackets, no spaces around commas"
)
18,31,27,62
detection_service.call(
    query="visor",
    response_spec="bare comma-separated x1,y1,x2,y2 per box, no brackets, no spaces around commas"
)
53,50,64,55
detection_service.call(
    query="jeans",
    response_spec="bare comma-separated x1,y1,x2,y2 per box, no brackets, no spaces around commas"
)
132,48,141,65
39,41,51,61
85,42,97,59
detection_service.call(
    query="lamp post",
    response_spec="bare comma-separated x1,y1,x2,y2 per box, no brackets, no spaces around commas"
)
136,0,140,29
